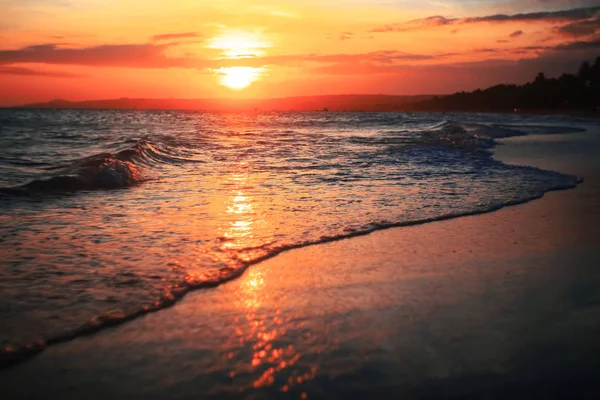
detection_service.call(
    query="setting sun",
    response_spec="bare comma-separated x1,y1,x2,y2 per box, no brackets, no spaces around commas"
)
217,67,266,90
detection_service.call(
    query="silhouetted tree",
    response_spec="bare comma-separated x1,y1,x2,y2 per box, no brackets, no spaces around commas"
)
579,61,591,84
407,57,600,112
534,72,546,84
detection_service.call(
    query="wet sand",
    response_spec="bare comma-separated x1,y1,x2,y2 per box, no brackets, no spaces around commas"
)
1,127,600,399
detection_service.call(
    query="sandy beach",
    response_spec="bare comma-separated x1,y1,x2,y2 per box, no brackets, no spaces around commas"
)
1,125,600,399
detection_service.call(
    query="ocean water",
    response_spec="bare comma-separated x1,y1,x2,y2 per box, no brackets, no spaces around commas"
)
0,109,585,365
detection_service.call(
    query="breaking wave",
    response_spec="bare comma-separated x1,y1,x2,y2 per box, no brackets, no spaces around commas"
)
0,140,201,194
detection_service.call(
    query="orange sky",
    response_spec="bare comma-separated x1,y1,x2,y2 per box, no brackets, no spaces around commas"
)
0,0,599,105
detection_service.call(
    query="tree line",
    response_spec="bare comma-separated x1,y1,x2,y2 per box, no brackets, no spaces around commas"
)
408,57,600,113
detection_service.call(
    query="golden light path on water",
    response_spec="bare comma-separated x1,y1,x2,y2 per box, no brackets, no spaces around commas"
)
210,164,317,393
219,163,275,258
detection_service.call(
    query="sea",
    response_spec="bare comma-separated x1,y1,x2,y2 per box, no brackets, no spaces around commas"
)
0,109,588,366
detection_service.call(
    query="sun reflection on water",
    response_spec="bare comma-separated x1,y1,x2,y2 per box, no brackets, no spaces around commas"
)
211,162,316,393
230,268,317,392
215,166,276,265
213,165,309,390
220,172,256,249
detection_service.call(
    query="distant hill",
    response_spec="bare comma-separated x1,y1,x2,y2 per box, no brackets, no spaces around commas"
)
407,57,600,113
13,94,437,112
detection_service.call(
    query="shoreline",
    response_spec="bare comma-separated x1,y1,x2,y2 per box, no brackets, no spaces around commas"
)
0,180,581,369
1,125,599,398
0,123,588,369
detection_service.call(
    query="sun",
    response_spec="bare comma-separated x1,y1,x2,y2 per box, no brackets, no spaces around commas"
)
207,30,271,90
217,67,265,90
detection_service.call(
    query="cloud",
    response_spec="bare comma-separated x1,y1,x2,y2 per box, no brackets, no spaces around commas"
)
0,37,597,78
462,6,599,23
309,62,402,76
0,66,83,77
556,18,600,36
0,43,210,69
150,32,200,41
268,10,298,19
371,16,456,33
370,6,600,32
464,40,599,56
303,48,598,96
9,0,73,6
554,39,600,50
0,42,441,71
509,30,524,38
261,50,438,66
339,32,354,41
296,38,600,78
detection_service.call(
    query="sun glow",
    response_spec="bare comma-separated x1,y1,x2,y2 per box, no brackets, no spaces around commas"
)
217,66,266,90
207,30,271,59
207,29,271,90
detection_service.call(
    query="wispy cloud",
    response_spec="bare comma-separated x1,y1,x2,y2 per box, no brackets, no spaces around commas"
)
370,6,600,32
371,16,454,33
292,39,600,77
150,32,200,42
509,30,524,38
555,17,600,37
0,37,598,76
268,10,298,19
0,43,207,69
0,65,83,77
261,50,439,66
462,6,599,23
554,38,600,50
0,41,449,72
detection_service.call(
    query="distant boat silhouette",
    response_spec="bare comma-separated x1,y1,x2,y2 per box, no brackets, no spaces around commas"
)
323,107,329,112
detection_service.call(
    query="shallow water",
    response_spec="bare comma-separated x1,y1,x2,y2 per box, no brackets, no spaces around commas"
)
0,110,587,360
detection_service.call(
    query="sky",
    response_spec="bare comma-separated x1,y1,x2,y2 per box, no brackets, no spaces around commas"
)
0,0,599,105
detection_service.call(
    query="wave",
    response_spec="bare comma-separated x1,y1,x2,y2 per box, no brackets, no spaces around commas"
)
0,140,199,195
421,121,497,152
0,119,584,369
421,120,586,152
22,160,146,192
